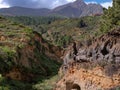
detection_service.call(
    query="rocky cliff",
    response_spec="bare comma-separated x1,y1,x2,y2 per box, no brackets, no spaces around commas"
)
55,27,120,90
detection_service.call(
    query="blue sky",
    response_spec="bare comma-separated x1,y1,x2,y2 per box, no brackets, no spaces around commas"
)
85,0,112,8
85,0,112,3
0,0,113,9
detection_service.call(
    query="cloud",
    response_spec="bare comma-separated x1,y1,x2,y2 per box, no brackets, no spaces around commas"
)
0,0,10,8
85,1,98,4
66,0,76,2
51,0,68,9
2,0,76,9
85,1,112,9
101,1,112,9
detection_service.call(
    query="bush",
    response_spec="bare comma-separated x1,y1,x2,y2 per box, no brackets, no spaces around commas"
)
0,77,32,90
23,27,33,34
0,24,6,28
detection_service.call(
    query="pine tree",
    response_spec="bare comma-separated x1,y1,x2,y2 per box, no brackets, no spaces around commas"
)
113,0,120,25
100,0,120,33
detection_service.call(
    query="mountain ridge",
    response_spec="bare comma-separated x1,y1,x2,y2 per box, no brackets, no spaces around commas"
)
0,0,103,17
0,6,51,16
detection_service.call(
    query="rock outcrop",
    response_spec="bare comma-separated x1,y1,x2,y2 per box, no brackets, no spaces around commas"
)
55,28,120,90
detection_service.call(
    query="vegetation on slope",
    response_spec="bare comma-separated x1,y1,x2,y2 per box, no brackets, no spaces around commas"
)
0,16,32,73
5,16,64,26
0,16,62,90
6,16,102,47
42,16,102,47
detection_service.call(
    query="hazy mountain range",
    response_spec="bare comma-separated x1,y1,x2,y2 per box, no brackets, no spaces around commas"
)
0,0,103,17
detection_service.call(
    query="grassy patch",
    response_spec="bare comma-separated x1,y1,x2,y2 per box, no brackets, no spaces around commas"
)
33,75,59,90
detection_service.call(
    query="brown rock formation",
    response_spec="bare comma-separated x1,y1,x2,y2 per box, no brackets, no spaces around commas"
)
55,28,120,90
56,67,120,90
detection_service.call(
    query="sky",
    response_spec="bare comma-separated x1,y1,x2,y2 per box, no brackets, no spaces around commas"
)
0,0,112,9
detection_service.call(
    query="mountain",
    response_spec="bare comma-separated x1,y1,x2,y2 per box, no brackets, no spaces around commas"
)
51,0,103,17
0,0,103,17
0,6,50,16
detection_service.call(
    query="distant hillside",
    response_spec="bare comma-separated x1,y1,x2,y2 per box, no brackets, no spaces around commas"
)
0,6,50,16
0,0,103,17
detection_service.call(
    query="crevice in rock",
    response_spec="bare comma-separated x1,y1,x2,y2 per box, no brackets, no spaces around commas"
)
101,46,109,56
73,42,78,56
72,84,81,90
66,82,81,90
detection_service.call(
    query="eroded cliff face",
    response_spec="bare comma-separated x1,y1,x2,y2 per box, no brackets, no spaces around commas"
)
55,28,120,90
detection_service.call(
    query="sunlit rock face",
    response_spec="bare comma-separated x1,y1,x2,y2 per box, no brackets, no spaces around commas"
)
55,28,120,90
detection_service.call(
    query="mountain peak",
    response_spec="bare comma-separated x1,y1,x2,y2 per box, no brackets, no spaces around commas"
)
74,0,85,4
71,0,86,9
75,0,84,3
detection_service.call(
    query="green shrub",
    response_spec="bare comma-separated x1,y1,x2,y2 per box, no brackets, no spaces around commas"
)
0,78,32,90
0,24,6,28
1,47,16,58
23,27,33,34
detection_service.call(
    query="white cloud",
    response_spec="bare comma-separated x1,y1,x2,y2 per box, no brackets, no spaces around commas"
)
51,0,76,9
0,0,9,8
66,0,76,2
2,0,76,9
85,1,98,5
85,1,112,9
101,1,112,9
51,0,64,8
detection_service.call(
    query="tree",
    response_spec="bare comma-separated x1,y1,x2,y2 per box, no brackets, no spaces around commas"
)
113,0,120,25
77,19,86,28
101,0,120,32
